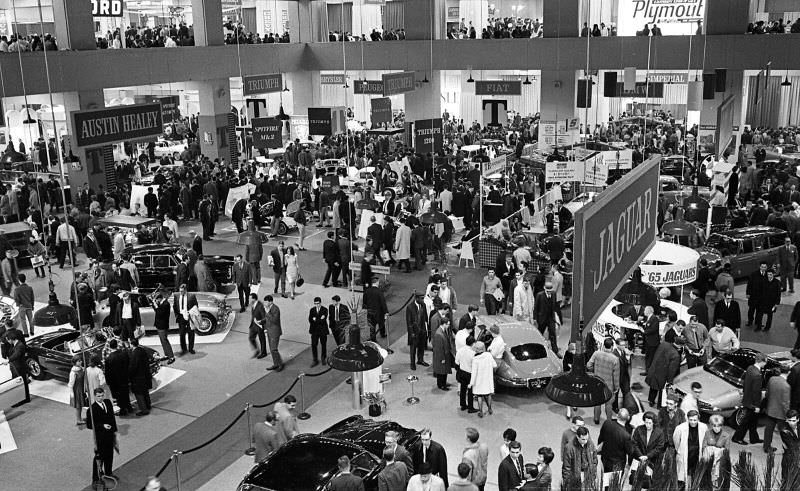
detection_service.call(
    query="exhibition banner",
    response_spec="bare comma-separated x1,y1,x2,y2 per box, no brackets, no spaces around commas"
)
354,80,384,94
414,118,443,154
545,161,579,183
482,100,508,127
92,0,123,16
73,103,163,147
641,263,698,287
157,96,180,124
475,81,522,96
370,98,392,126
308,107,333,136
251,118,283,149
484,154,507,175
320,73,347,85
538,119,580,149
600,149,634,170
382,72,415,96
582,157,609,186
617,0,706,36
242,73,283,96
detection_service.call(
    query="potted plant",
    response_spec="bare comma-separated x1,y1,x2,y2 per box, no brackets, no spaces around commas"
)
363,391,385,417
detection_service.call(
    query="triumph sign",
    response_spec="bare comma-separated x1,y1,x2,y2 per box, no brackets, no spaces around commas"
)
618,0,705,36
570,156,661,336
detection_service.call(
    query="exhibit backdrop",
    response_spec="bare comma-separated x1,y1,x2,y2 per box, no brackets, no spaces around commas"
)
617,0,706,37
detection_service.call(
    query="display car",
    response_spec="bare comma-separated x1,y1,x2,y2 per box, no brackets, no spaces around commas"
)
237,415,421,491
765,144,800,164
476,315,562,389
257,202,298,236
672,348,796,428
314,158,347,178
659,176,712,207
152,139,187,160
25,328,163,381
699,226,788,279
123,244,235,293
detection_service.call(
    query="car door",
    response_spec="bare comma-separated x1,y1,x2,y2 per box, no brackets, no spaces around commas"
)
733,238,759,278
133,254,158,291
151,255,178,291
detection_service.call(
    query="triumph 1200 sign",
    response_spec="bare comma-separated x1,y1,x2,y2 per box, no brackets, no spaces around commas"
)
617,0,705,36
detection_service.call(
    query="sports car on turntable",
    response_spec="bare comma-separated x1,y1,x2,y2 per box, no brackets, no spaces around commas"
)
237,416,421,491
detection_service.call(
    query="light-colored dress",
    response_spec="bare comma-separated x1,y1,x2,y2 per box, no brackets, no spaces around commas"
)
285,254,299,283
469,352,497,396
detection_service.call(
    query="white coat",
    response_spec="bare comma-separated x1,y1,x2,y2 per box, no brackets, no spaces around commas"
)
513,284,534,322
673,421,708,483
393,224,411,260
469,352,497,396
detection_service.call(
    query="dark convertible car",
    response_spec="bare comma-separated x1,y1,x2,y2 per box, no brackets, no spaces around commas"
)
25,329,162,382
123,244,235,293
237,416,421,491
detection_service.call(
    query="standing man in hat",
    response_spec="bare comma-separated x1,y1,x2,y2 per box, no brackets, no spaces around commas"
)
533,281,562,357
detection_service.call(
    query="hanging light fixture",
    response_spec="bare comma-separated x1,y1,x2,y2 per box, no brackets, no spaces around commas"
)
467,68,475,83
422,74,430,83
277,104,291,121
545,321,612,407
782,70,792,87
283,82,290,92
522,75,532,85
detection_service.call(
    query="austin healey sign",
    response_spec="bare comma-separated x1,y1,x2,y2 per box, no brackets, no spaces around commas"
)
73,103,163,147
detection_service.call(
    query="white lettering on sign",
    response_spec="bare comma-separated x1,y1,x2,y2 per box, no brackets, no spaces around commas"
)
386,77,413,92
80,116,120,140
416,128,442,136
92,0,123,16
120,111,160,133
247,77,280,93
592,186,653,291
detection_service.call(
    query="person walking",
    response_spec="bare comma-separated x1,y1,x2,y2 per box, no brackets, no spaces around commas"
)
363,276,389,345
13,273,34,336
763,368,790,453
152,293,175,364
406,292,429,370
253,410,285,462
479,268,503,315
245,236,263,287
274,395,300,440
232,255,251,312
781,237,798,293
598,408,632,476
780,410,800,481
68,355,88,425
329,294,350,345
129,338,152,416
104,339,133,416
755,270,781,331
732,354,767,445
322,231,341,287
469,341,497,418
746,261,769,327
284,246,300,300
5,330,30,405
173,284,197,355
308,297,329,366
86,388,119,482
432,317,453,391
673,410,708,488
646,337,684,407
264,295,284,372
456,335,477,413
587,338,620,424
533,281,562,356
562,426,598,488
462,427,489,491
294,201,308,250
55,216,77,268
270,241,287,297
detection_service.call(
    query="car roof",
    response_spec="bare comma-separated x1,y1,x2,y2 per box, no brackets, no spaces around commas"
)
711,226,786,239
474,314,550,344
127,244,181,254
320,416,418,455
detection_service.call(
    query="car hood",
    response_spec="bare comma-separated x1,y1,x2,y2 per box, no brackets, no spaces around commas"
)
500,355,561,379
194,291,227,303
203,254,235,263
673,367,738,403
26,329,70,348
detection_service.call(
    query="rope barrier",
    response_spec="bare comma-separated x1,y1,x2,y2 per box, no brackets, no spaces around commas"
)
387,292,416,317
304,366,333,378
182,409,246,455
252,377,301,408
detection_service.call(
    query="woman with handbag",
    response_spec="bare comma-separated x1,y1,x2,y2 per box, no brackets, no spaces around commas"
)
68,355,88,425
27,235,47,278
284,246,300,300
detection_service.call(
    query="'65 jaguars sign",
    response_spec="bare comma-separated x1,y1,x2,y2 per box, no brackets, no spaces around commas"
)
640,264,698,287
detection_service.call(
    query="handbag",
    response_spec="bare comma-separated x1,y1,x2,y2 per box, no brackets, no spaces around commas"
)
296,276,305,287
31,254,45,268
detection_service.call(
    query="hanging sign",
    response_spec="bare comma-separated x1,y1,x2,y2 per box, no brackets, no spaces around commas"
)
370,98,392,126
414,118,443,154
648,73,689,84
617,0,706,36
482,100,508,127
92,0,123,17
157,96,180,124
612,82,664,98
246,99,267,121
251,118,283,149
354,80,384,95
475,81,522,96
382,72,416,96
308,107,333,136
73,103,163,147
600,149,633,170
484,154,507,175
242,74,283,96
321,73,347,85
545,161,579,183
581,157,609,186
641,263,697,287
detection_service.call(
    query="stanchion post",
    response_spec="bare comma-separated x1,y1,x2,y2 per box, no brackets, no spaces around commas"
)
244,403,256,455
172,450,183,491
297,373,310,420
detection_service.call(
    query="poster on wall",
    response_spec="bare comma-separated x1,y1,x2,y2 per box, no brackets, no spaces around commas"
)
370,98,392,127
617,0,706,36
414,118,443,154
308,108,333,136
482,100,508,127
251,118,283,148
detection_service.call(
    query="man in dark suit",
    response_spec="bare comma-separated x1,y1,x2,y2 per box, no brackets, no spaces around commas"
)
746,262,769,327
642,305,661,373
270,241,287,297
377,446,409,489
533,282,562,357
232,254,251,312
329,295,350,345
112,261,136,291
412,429,448,487
248,293,267,358
264,295,284,371
458,305,478,333
363,276,389,342
86,388,118,480
733,354,767,445
714,290,741,333
309,297,329,366
253,410,285,462
687,289,709,327
190,230,203,256
153,293,175,363
174,256,190,292
82,230,101,261
410,222,427,270
367,215,384,263
597,408,632,473
128,338,152,416
104,339,133,416
5,330,29,405
385,430,414,476
780,410,800,481
328,455,365,491
406,293,429,370
173,284,197,355
322,231,341,287
612,338,631,412
498,441,524,491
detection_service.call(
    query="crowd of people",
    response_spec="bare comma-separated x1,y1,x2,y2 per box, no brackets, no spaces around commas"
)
747,18,800,34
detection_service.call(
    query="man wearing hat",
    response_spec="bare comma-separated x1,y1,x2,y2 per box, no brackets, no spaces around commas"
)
533,281,562,357
645,336,685,408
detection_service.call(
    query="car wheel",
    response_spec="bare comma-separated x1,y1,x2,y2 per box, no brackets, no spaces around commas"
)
727,408,746,429
278,221,288,235
27,358,44,380
196,312,218,336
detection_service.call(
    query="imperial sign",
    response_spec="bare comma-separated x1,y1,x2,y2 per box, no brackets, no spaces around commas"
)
570,156,661,335
73,103,163,147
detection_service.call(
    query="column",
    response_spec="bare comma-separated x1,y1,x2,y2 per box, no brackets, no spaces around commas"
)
286,71,321,116
52,0,96,50
543,0,580,38
190,79,234,162
404,0,446,40
404,70,442,122
539,70,578,122
61,90,107,195
705,0,749,35
699,70,744,159
192,0,224,46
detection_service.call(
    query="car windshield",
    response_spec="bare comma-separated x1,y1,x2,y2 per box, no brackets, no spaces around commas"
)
244,441,364,491
705,234,739,256
510,343,548,361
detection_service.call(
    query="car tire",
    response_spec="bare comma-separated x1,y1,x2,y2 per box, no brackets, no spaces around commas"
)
27,358,45,380
278,221,288,236
727,408,746,429
196,312,218,336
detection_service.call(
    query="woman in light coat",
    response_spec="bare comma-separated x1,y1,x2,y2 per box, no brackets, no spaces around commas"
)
469,341,497,417
85,354,108,400
393,219,411,262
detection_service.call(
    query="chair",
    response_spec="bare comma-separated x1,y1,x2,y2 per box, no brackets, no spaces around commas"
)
458,241,475,268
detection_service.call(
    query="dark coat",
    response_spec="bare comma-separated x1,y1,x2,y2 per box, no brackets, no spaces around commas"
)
787,363,800,410
742,364,764,409
412,440,448,487
175,262,190,290
597,420,632,471
232,262,251,287
631,425,665,467
128,346,152,393
114,268,136,291
270,248,285,273
104,349,130,389
308,306,329,335
780,423,800,479
747,270,769,302
377,461,408,491
86,399,117,441
362,286,388,316
172,292,198,323
714,299,742,330
323,238,340,264
82,236,100,259
613,347,631,394
7,340,26,378
114,300,142,327
498,454,525,491
533,291,560,327
643,314,661,348
688,297,709,327
405,300,427,346
328,473,364,491
758,278,781,309
432,326,452,375
154,299,171,330
645,342,681,389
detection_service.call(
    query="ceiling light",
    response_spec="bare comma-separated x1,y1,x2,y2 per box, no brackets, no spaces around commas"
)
782,77,792,87
522,76,532,85
467,70,474,83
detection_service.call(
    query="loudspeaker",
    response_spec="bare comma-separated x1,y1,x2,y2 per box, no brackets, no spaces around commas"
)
577,79,592,108
703,74,716,99
715,69,727,92
604,72,618,97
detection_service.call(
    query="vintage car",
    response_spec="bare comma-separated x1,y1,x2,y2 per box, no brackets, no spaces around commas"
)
237,415,420,491
699,226,788,279
314,158,347,178
257,202,298,236
765,144,800,165
95,288,232,336
659,175,712,207
123,244,236,293
476,315,562,389
152,139,187,160
25,328,162,382
672,348,796,428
